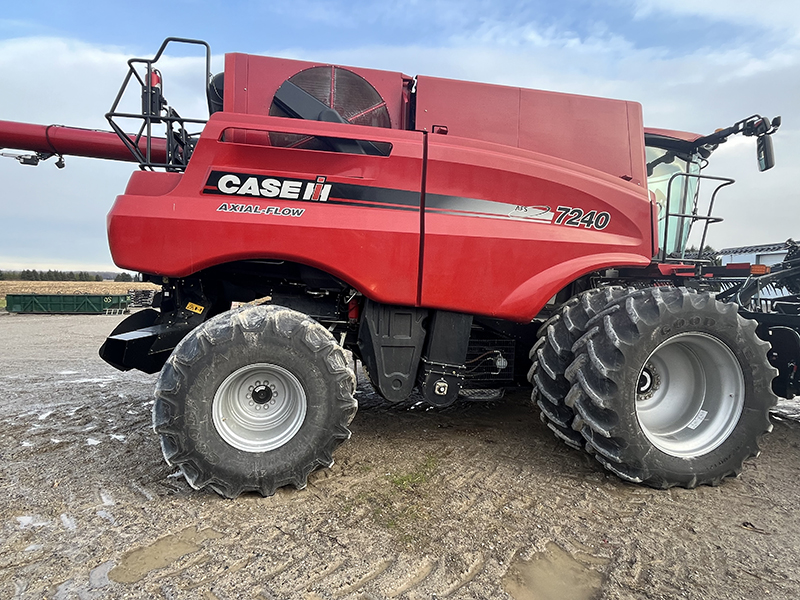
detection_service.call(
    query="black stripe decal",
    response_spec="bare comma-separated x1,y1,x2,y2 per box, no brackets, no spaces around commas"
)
203,170,421,207
332,182,420,207
324,199,418,212
204,170,555,222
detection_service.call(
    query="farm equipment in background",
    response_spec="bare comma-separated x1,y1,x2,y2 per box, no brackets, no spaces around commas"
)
5,293,131,315
1,37,797,497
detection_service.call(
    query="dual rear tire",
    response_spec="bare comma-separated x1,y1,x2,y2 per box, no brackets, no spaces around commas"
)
530,286,777,488
530,287,633,449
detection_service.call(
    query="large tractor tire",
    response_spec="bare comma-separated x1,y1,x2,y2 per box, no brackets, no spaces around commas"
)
565,287,777,488
529,287,632,450
153,305,357,498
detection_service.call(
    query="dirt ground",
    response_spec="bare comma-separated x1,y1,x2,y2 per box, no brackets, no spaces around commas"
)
1,312,799,600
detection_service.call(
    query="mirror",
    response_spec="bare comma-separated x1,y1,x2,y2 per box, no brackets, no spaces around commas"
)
757,134,775,171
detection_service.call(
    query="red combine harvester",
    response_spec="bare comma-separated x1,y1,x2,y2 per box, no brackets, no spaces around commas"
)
1,38,797,497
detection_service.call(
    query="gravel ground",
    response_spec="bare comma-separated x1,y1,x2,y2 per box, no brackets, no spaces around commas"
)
1,312,799,600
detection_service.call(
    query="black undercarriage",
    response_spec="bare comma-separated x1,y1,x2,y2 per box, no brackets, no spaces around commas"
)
100,247,800,404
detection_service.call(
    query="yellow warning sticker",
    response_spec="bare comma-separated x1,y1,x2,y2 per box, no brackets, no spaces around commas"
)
186,302,205,315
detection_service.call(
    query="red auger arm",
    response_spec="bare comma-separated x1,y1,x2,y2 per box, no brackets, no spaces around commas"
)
0,119,166,164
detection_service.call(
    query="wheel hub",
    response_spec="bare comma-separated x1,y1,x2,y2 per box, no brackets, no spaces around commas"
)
251,383,273,405
637,362,661,400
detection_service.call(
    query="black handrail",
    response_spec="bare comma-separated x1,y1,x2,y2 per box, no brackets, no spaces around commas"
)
105,38,212,171
659,172,734,262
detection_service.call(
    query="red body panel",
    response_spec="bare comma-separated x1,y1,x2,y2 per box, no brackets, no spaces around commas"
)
422,135,651,321
108,116,652,321
415,76,647,187
108,113,425,306
0,120,166,162
101,52,657,323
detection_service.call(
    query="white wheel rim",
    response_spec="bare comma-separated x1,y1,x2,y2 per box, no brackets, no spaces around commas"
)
635,332,744,458
212,363,307,452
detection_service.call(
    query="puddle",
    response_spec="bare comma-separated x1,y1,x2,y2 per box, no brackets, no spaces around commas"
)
108,526,223,583
773,399,800,421
16,515,49,528
503,543,605,600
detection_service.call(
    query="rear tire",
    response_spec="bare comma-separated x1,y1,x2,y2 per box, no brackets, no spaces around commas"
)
565,287,777,488
529,287,632,450
153,305,357,498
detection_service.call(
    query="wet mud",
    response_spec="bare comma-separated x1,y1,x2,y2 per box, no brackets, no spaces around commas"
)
1,312,799,599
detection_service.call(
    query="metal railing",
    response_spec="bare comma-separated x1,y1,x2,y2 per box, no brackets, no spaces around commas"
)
106,38,212,171
659,172,734,262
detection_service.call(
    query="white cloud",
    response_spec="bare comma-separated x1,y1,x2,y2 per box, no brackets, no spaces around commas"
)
0,37,216,127
0,37,130,127
632,0,800,36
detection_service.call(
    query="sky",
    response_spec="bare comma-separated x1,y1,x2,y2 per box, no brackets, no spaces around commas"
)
0,0,798,270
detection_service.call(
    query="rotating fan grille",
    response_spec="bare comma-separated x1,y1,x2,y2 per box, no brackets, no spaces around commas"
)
269,66,391,150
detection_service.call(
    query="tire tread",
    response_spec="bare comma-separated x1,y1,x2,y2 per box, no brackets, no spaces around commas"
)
568,286,778,488
153,305,356,499
529,287,633,450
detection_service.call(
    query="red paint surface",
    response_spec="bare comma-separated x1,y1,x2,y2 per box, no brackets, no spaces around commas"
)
108,113,425,306
415,76,647,187
422,134,651,320
108,110,652,321
0,120,166,162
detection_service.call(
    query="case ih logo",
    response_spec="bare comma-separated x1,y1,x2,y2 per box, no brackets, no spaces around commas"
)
204,171,332,202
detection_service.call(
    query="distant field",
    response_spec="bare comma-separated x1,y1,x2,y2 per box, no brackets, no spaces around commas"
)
0,281,159,300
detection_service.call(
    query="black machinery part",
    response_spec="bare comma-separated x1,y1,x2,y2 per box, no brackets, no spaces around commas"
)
269,65,392,155
357,300,429,402
417,311,473,407
99,277,221,374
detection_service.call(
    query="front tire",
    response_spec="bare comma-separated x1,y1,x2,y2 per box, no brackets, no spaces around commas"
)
153,305,357,498
565,287,777,488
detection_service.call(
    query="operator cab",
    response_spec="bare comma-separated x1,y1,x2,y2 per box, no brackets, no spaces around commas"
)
644,114,780,263
645,142,703,260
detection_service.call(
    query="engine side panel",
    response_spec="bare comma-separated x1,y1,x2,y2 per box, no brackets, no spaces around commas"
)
421,134,652,321
415,76,647,186
109,119,652,323
108,112,425,306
